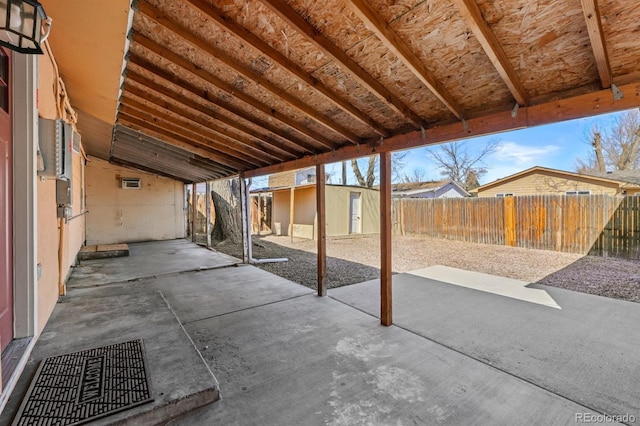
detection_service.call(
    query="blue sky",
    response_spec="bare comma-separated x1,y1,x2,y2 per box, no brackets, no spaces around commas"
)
325,110,626,186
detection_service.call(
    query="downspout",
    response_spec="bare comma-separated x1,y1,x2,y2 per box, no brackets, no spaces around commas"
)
57,217,65,296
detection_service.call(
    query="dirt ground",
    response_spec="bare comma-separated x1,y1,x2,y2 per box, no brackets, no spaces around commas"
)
212,234,640,303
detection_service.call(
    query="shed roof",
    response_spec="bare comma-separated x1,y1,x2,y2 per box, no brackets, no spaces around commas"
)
45,0,640,182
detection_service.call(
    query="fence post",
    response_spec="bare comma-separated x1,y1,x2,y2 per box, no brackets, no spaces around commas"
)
504,196,516,247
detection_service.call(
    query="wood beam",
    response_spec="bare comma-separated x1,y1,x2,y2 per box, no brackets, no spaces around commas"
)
132,33,339,150
380,151,392,326
244,81,640,178
347,0,464,120
124,70,299,159
580,0,613,88
316,164,327,297
138,0,362,144
120,97,269,167
259,0,424,127
451,0,529,106
127,55,317,155
183,0,391,138
123,83,290,163
118,107,253,170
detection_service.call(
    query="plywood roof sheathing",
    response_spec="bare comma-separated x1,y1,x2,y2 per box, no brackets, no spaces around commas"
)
451,0,529,106
259,0,424,127
182,0,391,138
130,32,340,150
346,0,465,120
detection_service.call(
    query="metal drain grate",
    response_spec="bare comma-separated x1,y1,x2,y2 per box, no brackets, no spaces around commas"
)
13,339,153,426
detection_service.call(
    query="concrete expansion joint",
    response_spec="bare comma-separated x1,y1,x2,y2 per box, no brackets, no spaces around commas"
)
181,293,313,326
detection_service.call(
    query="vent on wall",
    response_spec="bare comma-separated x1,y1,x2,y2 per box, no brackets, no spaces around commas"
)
121,178,141,189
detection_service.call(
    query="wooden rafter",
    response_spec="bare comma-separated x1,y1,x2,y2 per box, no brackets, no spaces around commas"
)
259,0,424,128
121,88,286,163
451,0,529,106
118,110,249,171
123,71,299,160
244,81,640,178
580,0,613,88
182,0,391,138
347,0,464,120
127,55,318,155
111,142,226,181
120,96,270,167
131,33,339,151
137,0,362,145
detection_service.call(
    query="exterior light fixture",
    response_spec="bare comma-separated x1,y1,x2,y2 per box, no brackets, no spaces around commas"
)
0,0,51,54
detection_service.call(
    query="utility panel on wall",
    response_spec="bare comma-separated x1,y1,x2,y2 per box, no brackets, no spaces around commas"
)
37,118,76,180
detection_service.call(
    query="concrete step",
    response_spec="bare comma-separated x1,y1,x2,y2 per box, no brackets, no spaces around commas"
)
78,244,130,261
0,290,220,425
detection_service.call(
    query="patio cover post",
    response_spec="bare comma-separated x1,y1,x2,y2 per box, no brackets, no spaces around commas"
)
239,173,250,264
316,164,327,296
205,181,212,248
289,187,295,242
380,151,392,326
191,183,197,243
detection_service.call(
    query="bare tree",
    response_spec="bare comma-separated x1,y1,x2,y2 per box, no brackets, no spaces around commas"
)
350,152,407,187
428,139,500,190
401,168,428,183
210,177,242,244
576,109,640,173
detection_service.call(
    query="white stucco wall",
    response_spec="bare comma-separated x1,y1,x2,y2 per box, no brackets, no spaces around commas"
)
85,157,185,245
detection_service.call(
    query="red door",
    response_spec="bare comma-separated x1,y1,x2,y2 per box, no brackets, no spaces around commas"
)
0,47,12,353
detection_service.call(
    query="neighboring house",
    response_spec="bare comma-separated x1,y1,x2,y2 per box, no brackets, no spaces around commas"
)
392,180,470,198
258,183,379,240
473,166,640,197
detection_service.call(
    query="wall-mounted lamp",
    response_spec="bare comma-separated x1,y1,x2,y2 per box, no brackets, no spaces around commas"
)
0,0,51,54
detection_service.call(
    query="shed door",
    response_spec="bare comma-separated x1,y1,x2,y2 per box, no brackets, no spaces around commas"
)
0,48,13,353
349,192,361,234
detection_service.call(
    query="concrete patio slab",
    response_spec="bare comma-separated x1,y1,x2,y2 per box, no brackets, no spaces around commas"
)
0,290,219,425
66,265,314,324
68,239,239,288
171,294,607,426
330,267,640,423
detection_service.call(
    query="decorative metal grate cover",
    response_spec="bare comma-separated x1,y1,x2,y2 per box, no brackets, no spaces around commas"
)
13,339,153,426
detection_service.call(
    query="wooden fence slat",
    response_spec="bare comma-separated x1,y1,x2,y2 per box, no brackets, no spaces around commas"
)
391,194,635,259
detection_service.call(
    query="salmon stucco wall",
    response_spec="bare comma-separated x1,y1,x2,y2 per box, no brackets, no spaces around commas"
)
85,157,185,245
36,44,87,333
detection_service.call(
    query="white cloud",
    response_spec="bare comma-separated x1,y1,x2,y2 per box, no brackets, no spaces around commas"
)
492,141,560,165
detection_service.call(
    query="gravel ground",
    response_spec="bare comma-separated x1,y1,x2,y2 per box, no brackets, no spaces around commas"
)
212,234,640,303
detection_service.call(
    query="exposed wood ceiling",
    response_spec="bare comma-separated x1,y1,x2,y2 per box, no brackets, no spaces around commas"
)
55,0,640,183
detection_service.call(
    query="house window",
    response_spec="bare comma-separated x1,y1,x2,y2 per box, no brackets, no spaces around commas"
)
496,193,514,197
565,190,591,195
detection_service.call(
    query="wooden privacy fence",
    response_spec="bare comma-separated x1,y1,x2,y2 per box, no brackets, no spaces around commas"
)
392,195,640,259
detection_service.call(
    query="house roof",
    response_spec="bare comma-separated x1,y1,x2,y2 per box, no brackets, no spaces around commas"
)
45,0,640,182
392,180,449,192
392,180,469,197
588,170,640,186
473,166,640,192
